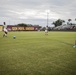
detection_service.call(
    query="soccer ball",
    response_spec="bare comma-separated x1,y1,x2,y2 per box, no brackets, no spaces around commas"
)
13,36,16,39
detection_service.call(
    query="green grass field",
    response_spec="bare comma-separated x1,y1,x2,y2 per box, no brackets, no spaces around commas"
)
0,31,76,75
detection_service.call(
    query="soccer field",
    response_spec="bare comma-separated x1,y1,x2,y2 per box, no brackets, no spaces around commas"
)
0,31,76,75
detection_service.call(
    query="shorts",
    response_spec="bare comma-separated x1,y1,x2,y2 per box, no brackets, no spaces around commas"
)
45,30,48,33
4,28,8,34
5,31,8,34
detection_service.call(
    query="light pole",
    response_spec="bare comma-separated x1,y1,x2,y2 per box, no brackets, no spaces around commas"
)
47,12,49,27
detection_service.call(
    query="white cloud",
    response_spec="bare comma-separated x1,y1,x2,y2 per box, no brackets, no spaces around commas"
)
0,0,76,26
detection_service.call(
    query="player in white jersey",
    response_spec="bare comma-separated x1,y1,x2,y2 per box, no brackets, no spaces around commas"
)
3,22,8,37
45,26,48,35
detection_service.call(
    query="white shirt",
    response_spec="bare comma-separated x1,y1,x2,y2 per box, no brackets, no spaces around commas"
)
3,25,8,32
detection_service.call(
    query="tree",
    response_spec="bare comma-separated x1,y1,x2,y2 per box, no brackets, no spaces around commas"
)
68,19,71,22
75,18,76,21
68,19,72,25
52,19,65,27
17,23,27,26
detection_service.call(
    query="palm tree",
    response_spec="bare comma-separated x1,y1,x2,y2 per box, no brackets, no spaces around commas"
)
68,19,72,25
62,20,65,24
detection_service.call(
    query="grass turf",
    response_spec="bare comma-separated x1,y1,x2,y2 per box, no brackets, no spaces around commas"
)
0,31,76,75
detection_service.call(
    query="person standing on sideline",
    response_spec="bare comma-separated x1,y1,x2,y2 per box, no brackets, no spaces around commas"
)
3,22,8,37
45,26,48,35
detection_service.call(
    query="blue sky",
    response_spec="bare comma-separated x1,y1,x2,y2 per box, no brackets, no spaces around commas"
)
0,0,76,27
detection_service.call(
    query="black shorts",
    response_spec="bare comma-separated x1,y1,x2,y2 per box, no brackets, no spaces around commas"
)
5,31,8,34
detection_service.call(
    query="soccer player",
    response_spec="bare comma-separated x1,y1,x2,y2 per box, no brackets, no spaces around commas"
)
45,26,48,35
3,22,8,37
